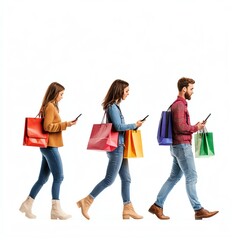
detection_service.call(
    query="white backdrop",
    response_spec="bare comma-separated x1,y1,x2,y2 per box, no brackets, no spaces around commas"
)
1,0,239,239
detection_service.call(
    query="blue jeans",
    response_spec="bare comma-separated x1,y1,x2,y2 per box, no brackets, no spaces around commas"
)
90,145,131,204
155,144,202,211
29,147,64,200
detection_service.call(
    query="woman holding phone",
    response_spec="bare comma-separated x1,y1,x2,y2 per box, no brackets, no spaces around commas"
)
19,82,77,220
76,79,144,220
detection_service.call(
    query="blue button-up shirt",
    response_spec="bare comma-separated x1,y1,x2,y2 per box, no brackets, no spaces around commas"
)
107,103,137,145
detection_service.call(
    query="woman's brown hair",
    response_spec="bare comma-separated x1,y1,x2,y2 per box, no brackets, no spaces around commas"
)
102,79,129,110
39,82,65,117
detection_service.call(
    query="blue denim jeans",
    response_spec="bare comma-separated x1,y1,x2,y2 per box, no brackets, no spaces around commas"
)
90,145,131,204
155,144,202,211
29,147,64,200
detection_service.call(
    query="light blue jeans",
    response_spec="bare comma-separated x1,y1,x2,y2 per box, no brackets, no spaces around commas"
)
90,145,131,204
29,147,64,200
155,144,202,211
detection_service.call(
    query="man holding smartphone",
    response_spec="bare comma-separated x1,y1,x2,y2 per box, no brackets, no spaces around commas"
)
148,77,219,220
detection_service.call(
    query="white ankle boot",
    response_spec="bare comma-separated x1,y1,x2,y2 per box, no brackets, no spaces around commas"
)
51,200,72,220
19,196,36,219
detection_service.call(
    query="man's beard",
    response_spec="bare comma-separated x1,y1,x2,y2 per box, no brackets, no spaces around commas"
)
185,92,191,100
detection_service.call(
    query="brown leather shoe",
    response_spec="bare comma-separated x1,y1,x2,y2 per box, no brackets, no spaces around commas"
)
195,208,219,220
148,204,170,220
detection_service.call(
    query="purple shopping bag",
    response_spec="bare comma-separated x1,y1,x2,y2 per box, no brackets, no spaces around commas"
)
157,100,181,146
157,110,173,145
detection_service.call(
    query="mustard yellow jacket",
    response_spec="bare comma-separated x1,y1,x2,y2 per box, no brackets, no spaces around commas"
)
43,102,68,147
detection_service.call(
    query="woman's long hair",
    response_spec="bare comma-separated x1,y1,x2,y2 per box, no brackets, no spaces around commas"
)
102,79,129,110
39,82,65,117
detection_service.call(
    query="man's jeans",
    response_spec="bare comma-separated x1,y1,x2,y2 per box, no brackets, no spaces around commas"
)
155,144,202,211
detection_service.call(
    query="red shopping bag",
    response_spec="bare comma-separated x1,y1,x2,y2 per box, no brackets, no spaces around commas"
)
23,117,49,148
87,123,119,151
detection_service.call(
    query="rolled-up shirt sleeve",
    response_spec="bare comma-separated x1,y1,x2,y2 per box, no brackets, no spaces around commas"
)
108,104,136,131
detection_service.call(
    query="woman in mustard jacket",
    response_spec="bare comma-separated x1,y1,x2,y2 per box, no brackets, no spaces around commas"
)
19,82,77,220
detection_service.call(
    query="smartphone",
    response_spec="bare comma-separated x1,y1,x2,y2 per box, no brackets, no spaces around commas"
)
74,113,82,121
204,113,211,122
141,115,149,121
134,115,149,130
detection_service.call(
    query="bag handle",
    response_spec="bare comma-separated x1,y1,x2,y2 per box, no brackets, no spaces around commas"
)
167,99,181,111
36,109,44,118
101,111,107,124
102,104,121,124
198,126,208,134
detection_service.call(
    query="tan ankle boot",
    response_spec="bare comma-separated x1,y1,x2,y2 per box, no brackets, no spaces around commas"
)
122,203,143,220
19,196,36,219
76,195,93,220
51,200,72,220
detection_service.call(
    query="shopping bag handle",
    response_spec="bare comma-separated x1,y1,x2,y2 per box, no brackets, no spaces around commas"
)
101,104,122,124
167,99,182,111
101,111,107,124
198,126,208,134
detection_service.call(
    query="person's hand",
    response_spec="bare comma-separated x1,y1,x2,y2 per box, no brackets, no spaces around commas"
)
196,121,205,131
135,120,143,128
67,120,77,127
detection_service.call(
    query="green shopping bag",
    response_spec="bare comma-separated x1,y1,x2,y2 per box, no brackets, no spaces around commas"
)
194,130,215,158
